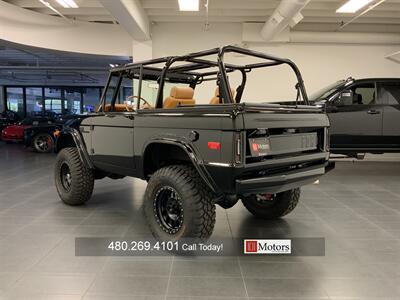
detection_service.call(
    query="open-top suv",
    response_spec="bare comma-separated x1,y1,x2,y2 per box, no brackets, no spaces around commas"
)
53,46,334,241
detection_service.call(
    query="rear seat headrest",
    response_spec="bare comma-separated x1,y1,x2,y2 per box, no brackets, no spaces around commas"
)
170,87,194,99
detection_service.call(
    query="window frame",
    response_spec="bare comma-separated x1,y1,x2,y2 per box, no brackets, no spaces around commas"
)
331,81,380,106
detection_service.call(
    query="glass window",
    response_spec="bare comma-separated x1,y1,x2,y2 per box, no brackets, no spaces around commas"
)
335,83,377,106
64,88,82,115
353,84,376,105
45,88,62,114
378,82,400,105
141,80,159,108
104,73,138,112
6,87,24,117
26,87,43,116
116,76,134,106
82,88,100,113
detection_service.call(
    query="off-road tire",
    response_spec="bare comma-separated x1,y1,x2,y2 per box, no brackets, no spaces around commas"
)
54,147,94,206
144,165,216,241
242,188,300,219
32,133,54,153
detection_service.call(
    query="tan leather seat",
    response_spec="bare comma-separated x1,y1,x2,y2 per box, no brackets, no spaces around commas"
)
163,87,195,109
209,87,236,105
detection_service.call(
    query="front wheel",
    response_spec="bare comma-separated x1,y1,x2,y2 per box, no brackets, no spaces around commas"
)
241,188,300,219
54,147,94,206
144,165,216,241
33,133,54,153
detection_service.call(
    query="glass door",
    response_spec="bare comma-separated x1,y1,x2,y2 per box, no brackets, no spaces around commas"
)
26,87,43,116
45,88,62,114
6,87,24,118
64,88,82,115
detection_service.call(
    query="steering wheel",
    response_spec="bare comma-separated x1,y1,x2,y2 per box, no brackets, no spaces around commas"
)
125,95,152,111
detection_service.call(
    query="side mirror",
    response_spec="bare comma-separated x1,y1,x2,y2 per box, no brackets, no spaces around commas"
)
334,90,353,106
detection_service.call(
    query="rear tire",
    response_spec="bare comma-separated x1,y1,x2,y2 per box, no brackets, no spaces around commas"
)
144,165,216,241
242,188,300,219
54,147,94,206
33,133,54,153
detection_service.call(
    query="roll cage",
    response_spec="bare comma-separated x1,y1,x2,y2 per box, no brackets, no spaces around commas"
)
99,45,309,111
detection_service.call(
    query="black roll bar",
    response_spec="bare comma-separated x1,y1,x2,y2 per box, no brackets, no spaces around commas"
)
218,45,309,105
107,45,310,108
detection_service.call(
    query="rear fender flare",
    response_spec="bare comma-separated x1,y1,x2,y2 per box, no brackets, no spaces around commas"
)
142,138,219,194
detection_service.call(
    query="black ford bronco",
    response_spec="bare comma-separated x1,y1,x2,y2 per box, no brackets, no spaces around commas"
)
54,46,334,241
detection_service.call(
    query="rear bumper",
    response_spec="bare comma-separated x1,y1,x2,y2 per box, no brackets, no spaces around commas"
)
236,161,334,195
203,152,334,196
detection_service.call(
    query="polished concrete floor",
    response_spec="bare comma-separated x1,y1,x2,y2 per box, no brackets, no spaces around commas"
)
0,142,400,300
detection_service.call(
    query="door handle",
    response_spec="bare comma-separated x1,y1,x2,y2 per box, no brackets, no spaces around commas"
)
367,110,380,115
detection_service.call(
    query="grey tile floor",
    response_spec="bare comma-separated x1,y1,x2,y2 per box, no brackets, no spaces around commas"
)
0,142,400,299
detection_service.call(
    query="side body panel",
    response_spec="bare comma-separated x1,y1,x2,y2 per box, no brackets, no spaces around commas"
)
133,111,238,171
83,113,135,175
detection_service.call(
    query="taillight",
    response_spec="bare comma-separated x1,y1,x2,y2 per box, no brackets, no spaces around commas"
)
208,141,221,150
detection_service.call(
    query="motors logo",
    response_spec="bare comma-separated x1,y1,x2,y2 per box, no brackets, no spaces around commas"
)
245,240,258,253
244,239,291,254
249,138,270,156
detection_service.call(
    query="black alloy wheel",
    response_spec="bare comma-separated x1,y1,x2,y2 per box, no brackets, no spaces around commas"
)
33,134,54,153
154,186,184,234
60,162,72,192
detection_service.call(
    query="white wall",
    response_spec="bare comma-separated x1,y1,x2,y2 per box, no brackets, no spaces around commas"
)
152,22,400,103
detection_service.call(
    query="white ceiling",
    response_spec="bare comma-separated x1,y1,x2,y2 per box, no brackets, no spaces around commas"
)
3,0,400,32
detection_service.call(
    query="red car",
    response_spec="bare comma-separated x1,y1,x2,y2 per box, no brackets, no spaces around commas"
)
1,117,54,142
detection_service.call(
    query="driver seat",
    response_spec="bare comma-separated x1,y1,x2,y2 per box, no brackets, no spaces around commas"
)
209,87,236,105
163,87,195,109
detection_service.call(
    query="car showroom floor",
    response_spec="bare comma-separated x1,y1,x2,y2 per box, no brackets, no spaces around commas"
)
0,143,400,300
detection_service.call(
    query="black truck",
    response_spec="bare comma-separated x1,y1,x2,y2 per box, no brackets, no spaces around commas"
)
310,77,400,156
54,46,333,241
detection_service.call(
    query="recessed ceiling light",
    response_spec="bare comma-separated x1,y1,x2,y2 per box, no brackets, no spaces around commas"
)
178,0,199,11
55,0,78,8
336,0,374,13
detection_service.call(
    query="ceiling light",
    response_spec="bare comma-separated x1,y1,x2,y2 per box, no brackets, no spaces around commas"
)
336,0,374,13
178,0,199,11
55,0,78,8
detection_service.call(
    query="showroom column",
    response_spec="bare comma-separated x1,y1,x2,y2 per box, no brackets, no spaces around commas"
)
132,40,153,62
